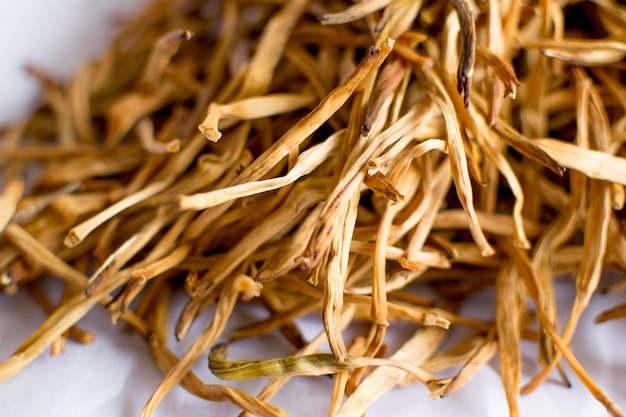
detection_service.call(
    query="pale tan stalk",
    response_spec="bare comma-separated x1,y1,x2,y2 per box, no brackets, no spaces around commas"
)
366,121,443,175
50,283,75,355
337,327,447,416
139,274,262,417
198,93,316,141
470,105,529,248
0,178,24,233
393,42,433,69
144,212,195,264
394,158,449,239
131,244,191,282
484,0,504,123
350,241,449,268
525,72,591,379
366,164,423,361
301,100,435,269
4,223,87,290
148,336,288,417
595,303,626,323
503,240,625,417
284,277,452,330
228,298,321,341
65,181,169,247
37,146,144,185
382,139,448,180
494,120,565,175
135,117,180,154
530,143,626,184
51,193,110,226
283,45,329,100
25,65,76,146
68,63,95,143
194,178,329,288
324,188,359,362
256,204,323,282
176,178,330,340
85,208,172,295
25,283,95,345
105,81,188,146
321,0,394,25
495,261,524,417
421,335,485,371
0,267,136,380
139,29,193,93
0,144,100,161
236,41,394,186
432,209,544,238
237,0,312,97
427,336,497,397
524,148,612,394
419,68,494,256
530,39,626,65
179,130,341,210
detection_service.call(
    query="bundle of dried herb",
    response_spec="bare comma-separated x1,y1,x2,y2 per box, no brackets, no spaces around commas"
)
1,0,626,416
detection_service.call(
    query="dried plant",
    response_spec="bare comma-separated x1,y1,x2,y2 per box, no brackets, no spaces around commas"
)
1,0,626,416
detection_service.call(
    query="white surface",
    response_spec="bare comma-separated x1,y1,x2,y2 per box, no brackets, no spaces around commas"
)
1,1,626,416
0,0,149,125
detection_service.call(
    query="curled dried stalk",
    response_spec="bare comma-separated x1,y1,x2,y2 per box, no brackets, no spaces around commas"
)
208,343,439,384
135,118,180,154
198,93,316,141
149,336,289,417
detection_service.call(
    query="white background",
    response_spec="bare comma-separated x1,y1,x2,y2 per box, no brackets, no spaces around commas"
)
1,1,625,416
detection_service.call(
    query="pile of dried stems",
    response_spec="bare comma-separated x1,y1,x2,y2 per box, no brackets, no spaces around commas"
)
1,0,626,415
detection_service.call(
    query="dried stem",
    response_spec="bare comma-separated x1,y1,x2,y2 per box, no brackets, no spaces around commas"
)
2,1,625,416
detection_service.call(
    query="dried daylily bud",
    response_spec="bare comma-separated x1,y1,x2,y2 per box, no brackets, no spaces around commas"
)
1,0,626,416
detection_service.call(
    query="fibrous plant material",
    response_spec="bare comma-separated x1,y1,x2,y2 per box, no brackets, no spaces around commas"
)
1,0,626,416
